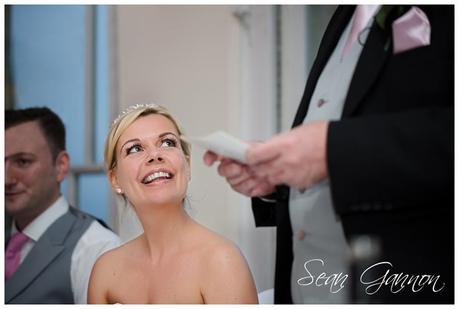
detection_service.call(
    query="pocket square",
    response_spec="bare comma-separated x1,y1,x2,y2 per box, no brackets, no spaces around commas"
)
392,6,431,54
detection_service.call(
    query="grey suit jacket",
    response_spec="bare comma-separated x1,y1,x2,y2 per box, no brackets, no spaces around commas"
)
5,208,93,304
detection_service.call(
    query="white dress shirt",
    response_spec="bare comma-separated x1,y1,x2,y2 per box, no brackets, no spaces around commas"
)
10,195,120,304
289,6,380,303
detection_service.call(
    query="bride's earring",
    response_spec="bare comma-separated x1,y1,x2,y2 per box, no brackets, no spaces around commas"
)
116,188,123,194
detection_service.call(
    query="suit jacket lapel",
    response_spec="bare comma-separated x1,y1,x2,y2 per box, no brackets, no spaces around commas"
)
5,211,76,303
292,5,355,127
5,215,12,249
342,19,392,117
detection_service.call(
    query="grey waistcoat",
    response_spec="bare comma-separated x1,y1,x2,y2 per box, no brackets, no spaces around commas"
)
5,207,94,304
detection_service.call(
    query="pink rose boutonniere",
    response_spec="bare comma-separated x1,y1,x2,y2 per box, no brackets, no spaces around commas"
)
376,5,431,54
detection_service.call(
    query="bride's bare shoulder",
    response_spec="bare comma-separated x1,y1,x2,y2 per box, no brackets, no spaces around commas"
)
188,221,243,260
187,221,258,303
88,235,148,304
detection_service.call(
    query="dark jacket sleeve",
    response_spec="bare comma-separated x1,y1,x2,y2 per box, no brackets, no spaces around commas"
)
328,106,453,215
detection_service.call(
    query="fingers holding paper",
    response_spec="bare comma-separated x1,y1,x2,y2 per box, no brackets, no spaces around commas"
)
201,121,329,194
246,121,329,190
204,150,275,197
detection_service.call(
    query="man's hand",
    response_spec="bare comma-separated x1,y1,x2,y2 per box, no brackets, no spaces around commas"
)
204,151,275,197
245,121,329,190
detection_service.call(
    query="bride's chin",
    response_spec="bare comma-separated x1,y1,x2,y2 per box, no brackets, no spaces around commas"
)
142,197,185,208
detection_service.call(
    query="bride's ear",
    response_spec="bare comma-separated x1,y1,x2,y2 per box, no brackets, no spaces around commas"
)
108,169,122,194
185,155,191,181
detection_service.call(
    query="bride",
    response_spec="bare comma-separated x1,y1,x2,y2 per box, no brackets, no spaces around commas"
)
87,104,258,304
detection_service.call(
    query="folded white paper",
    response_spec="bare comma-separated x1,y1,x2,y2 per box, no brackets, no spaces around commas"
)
183,131,248,163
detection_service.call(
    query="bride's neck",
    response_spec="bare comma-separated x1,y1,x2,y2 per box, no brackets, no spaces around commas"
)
136,202,191,256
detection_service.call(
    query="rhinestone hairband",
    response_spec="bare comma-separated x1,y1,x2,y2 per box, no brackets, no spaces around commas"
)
112,103,161,126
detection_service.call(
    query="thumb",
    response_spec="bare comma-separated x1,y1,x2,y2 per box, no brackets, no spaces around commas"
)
246,141,280,165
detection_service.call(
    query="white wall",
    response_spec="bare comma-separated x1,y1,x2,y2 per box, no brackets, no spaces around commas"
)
281,6,307,132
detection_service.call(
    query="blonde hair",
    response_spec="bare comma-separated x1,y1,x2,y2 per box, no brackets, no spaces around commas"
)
104,104,190,171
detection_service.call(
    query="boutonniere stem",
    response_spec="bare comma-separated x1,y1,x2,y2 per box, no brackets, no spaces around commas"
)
375,5,408,30
375,5,394,30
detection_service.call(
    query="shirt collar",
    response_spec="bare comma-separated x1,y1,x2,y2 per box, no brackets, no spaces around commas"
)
11,195,69,242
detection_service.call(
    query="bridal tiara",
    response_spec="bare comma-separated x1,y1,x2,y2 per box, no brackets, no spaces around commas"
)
112,103,161,126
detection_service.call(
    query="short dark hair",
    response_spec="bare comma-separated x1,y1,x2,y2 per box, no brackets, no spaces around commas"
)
5,107,66,160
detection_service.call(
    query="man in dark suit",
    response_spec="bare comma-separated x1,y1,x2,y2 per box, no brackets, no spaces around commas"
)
205,5,453,304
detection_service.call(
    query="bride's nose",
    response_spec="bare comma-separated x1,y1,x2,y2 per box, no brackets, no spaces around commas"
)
146,150,164,164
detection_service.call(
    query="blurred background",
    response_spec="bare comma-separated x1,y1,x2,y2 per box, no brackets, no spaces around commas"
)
5,4,335,293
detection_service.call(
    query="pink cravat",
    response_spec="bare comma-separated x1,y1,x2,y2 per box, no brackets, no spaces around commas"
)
342,5,379,57
5,232,29,280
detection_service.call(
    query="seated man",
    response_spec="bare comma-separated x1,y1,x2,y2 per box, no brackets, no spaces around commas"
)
5,107,120,304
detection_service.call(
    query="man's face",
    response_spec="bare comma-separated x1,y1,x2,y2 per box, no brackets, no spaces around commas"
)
5,121,66,223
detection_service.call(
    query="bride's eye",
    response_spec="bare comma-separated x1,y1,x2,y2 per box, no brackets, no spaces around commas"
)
160,138,177,148
126,144,143,155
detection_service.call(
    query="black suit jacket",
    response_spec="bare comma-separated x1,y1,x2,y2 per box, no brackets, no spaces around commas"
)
252,5,453,304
